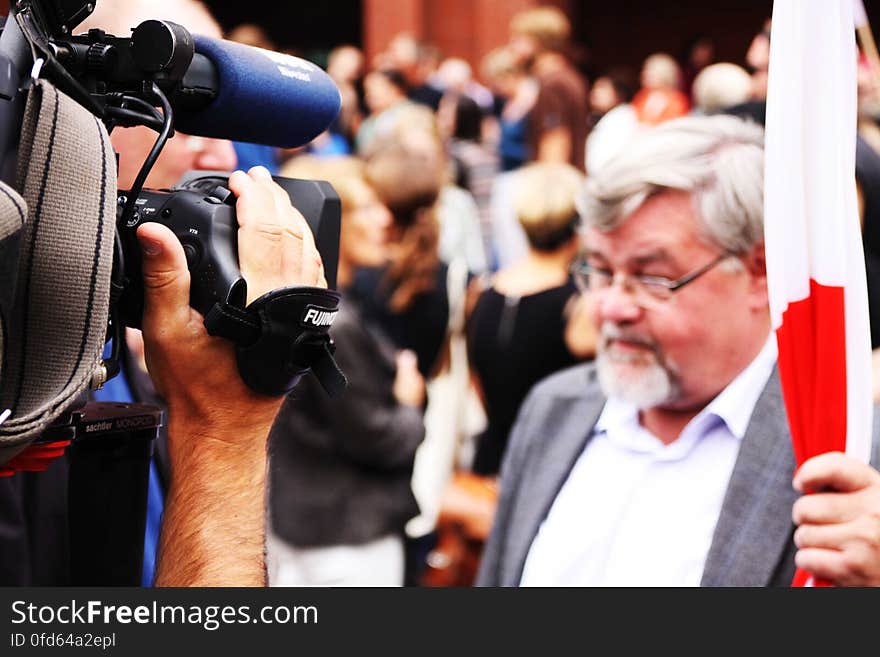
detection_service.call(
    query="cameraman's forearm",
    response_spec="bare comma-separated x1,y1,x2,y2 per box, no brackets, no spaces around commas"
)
154,419,273,587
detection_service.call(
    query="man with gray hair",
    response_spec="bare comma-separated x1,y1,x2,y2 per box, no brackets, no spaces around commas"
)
477,115,880,587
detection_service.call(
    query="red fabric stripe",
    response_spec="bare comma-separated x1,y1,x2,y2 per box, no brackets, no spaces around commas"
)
776,279,848,463
775,279,848,587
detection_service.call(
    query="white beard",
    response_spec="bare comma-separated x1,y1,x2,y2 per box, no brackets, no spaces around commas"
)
595,323,681,409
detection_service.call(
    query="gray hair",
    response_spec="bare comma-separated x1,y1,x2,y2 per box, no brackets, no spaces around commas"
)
693,63,753,115
580,115,765,256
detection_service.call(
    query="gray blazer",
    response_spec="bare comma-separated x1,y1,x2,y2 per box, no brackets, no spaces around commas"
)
477,363,880,586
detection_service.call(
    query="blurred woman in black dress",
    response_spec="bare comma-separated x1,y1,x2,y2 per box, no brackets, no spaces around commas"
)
467,162,597,475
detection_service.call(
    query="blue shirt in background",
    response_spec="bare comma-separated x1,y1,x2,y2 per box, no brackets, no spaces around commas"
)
233,141,280,174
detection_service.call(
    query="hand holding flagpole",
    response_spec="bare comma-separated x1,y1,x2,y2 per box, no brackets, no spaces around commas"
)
765,0,875,587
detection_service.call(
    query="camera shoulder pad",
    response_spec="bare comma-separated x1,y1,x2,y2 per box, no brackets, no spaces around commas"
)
204,286,347,398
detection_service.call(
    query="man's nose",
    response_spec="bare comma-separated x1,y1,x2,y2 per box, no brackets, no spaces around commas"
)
596,280,643,325
192,138,238,172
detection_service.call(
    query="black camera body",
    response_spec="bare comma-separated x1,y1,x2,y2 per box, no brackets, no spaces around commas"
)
117,175,341,329
112,172,346,399
0,1,346,402
0,1,346,398
0,0,346,582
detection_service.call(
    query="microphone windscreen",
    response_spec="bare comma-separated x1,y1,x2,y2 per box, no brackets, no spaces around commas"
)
174,37,341,148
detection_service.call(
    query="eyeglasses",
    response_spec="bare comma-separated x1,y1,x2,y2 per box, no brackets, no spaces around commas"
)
570,251,735,306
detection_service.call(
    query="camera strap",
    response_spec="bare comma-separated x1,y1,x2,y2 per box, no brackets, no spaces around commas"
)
204,287,347,398
0,181,27,388
0,80,116,463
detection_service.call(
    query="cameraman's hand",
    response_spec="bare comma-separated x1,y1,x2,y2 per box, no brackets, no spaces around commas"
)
136,165,326,586
137,221,278,435
228,165,327,302
137,166,326,434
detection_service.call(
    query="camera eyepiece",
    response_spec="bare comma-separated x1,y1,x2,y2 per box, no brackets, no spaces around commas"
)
130,20,193,79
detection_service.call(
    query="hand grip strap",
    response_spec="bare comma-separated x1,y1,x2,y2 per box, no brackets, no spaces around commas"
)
205,286,347,397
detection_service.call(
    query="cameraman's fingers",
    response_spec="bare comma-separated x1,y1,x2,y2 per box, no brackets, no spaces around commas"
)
272,193,324,287
230,169,325,291
245,168,320,286
229,169,285,236
316,258,328,289
137,222,192,332
247,166,291,217
229,170,290,301
237,168,322,288
241,167,304,240
297,220,324,288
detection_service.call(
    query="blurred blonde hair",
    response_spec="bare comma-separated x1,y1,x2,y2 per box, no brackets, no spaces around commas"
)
360,103,441,157
360,103,454,187
365,141,443,312
327,45,365,83
693,63,753,114
510,7,571,53
481,46,524,84
281,156,370,215
514,162,584,249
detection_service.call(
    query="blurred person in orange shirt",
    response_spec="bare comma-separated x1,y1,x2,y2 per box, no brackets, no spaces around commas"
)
632,53,691,126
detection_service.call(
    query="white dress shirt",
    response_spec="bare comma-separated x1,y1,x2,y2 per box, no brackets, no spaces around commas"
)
520,337,778,586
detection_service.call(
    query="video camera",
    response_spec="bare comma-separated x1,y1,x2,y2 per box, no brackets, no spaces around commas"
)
0,1,345,582
0,0,345,400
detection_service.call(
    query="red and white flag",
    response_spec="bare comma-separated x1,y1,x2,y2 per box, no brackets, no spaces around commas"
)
765,0,873,586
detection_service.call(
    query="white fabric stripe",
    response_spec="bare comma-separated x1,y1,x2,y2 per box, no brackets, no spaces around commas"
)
765,0,872,462
843,0,875,463
853,0,868,29
765,1,810,317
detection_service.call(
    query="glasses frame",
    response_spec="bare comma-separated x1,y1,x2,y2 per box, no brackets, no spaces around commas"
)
570,251,735,304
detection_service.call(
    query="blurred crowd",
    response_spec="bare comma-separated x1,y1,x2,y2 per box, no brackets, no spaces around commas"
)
7,0,880,588
224,5,880,587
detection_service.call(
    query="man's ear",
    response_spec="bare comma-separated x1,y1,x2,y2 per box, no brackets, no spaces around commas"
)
744,243,768,311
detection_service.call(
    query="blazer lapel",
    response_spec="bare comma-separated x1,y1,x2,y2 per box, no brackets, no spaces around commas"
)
503,379,606,585
701,369,799,586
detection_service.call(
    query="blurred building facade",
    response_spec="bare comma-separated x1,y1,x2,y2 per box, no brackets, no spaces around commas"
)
4,1,880,85
359,0,778,77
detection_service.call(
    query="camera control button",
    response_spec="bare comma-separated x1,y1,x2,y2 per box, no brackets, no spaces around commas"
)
182,243,199,269
211,185,234,204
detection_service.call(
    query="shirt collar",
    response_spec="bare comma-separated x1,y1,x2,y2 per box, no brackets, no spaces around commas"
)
595,334,778,443
701,334,777,441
